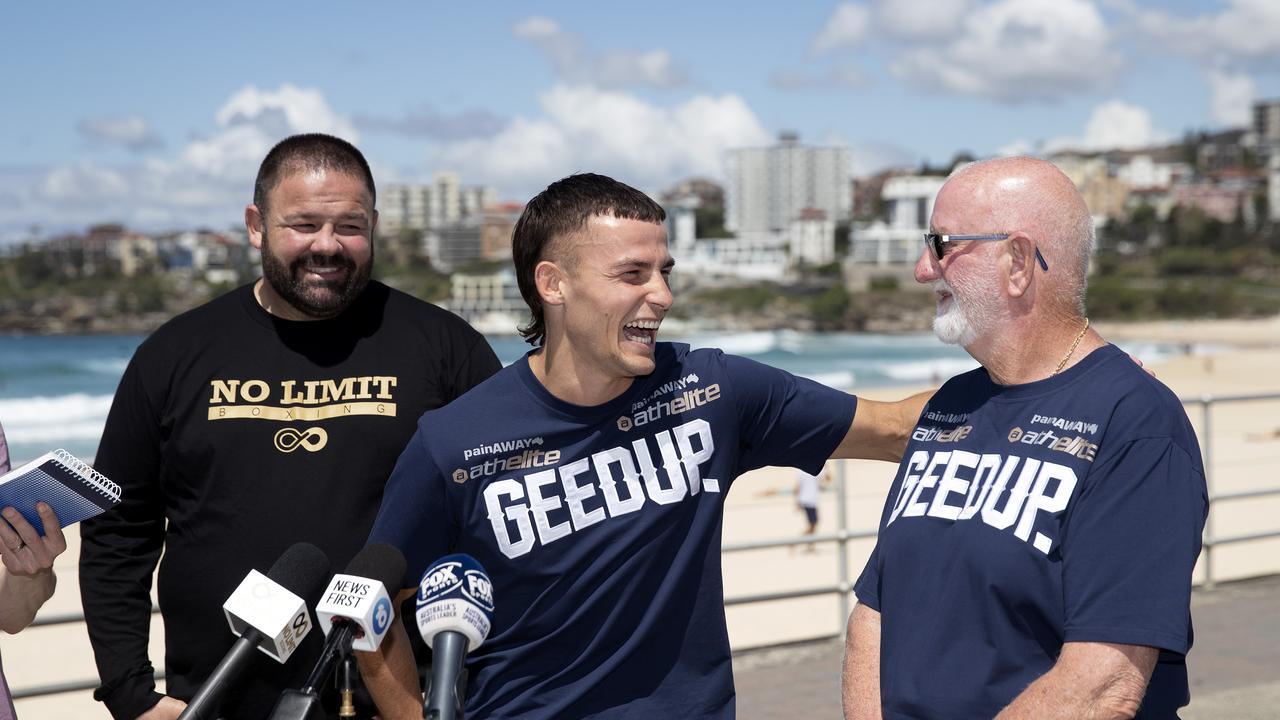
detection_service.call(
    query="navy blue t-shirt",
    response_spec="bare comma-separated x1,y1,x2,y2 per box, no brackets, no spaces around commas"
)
371,342,856,718
854,344,1207,719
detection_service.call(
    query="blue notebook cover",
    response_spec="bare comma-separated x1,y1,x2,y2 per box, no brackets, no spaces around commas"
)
0,449,120,533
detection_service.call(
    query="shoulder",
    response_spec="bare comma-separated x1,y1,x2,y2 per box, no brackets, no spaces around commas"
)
374,282,488,342
1087,345,1199,458
132,284,251,360
418,362,521,423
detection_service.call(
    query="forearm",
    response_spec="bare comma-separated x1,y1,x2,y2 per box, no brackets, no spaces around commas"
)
996,642,1157,720
358,616,424,719
79,517,166,718
0,567,55,633
842,603,882,720
836,390,932,462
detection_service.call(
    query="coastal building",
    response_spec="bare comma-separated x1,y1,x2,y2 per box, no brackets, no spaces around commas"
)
380,172,497,232
479,202,524,262
724,132,851,234
445,266,527,334
850,175,945,266
667,200,829,282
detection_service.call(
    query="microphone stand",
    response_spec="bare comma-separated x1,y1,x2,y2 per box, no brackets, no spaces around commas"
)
267,623,356,720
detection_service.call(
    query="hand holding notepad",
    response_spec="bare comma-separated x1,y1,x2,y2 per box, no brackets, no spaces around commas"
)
0,449,121,534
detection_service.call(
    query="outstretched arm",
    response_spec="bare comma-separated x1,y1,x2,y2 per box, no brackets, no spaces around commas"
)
358,588,426,719
833,391,931,462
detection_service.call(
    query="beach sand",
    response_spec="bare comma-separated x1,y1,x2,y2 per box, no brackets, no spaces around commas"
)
12,317,1280,718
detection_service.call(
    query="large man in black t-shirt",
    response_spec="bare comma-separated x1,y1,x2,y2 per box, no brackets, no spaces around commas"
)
80,134,502,720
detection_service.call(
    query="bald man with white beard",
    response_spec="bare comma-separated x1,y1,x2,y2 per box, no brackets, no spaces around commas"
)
842,157,1207,720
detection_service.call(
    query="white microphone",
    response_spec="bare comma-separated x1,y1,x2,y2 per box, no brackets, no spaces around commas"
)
177,542,330,720
314,542,404,652
267,543,406,720
417,554,495,720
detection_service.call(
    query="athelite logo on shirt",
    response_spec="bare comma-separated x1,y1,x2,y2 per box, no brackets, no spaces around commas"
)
482,417,720,559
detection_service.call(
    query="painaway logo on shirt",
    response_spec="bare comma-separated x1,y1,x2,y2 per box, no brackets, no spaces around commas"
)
482,417,720,559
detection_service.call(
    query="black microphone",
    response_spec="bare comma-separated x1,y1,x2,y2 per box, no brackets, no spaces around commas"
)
177,542,330,720
416,554,495,720
268,543,406,720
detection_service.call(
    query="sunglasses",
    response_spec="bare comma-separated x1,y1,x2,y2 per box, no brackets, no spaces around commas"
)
923,233,1049,272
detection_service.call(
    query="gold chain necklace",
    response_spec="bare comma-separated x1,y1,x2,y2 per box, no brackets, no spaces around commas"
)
1052,318,1090,376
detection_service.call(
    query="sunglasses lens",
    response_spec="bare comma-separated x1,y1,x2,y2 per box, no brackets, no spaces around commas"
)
927,235,944,260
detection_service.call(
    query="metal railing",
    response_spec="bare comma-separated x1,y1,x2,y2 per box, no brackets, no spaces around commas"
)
13,392,1280,701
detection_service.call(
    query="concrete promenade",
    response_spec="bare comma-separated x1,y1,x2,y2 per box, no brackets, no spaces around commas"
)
734,573,1280,719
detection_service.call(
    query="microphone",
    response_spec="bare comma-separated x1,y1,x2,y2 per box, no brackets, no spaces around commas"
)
417,554,495,720
177,542,330,720
268,543,406,720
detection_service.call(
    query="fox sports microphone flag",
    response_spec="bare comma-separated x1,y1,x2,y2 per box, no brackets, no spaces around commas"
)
416,553,494,652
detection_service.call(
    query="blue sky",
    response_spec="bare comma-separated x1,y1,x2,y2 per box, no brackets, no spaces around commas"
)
2,0,1278,242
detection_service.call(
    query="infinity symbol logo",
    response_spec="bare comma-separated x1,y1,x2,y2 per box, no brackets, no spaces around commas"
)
274,427,329,453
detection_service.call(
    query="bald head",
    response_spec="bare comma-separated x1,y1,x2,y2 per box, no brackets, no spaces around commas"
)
938,156,1094,314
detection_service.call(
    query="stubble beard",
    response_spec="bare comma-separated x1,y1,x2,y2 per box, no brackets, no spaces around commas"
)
260,229,373,319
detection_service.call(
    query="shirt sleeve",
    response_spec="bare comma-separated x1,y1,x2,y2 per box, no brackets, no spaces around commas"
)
1061,437,1207,654
78,350,168,719
852,543,883,612
368,424,455,591
721,353,857,476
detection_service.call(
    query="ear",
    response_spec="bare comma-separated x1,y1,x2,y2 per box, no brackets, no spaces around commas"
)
534,260,567,307
370,208,379,237
1005,232,1037,299
245,204,265,250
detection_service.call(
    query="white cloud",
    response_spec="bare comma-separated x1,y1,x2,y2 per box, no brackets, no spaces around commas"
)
890,0,1121,101
2,84,359,233
771,64,869,90
1043,100,1172,153
874,0,972,40
513,16,686,89
812,4,873,55
76,116,163,151
1132,0,1280,66
433,85,771,198
1206,68,1256,127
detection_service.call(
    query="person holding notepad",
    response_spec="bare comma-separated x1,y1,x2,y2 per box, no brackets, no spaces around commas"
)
0,421,69,719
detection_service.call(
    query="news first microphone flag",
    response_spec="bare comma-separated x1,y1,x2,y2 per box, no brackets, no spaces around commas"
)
0,448,119,531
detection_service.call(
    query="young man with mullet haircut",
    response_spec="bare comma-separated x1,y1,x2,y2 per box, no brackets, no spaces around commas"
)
361,173,929,718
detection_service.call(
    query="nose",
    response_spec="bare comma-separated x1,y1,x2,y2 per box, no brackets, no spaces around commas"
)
310,223,343,256
649,273,673,312
914,245,940,285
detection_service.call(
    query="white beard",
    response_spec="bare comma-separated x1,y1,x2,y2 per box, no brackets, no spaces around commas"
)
931,277,1001,347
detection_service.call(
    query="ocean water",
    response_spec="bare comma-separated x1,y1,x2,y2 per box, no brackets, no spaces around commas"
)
0,331,1184,466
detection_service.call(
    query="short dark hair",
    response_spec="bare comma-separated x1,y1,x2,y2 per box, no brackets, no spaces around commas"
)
253,133,376,214
512,173,667,346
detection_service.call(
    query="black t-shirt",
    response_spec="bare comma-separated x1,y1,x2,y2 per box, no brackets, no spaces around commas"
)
81,281,501,719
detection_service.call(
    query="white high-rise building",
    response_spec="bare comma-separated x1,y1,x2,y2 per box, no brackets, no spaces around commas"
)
380,172,497,232
724,132,851,234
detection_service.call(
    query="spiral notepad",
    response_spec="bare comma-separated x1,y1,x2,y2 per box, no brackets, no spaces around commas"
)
0,449,120,533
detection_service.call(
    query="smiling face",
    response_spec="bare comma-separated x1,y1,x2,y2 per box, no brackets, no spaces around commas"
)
246,168,376,320
915,179,1007,348
552,214,674,388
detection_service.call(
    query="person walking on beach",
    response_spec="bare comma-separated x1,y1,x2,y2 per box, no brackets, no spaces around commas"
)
359,172,932,719
79,134,501,720
0,421,69,719
795,464,828,551
843,157,1207,719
